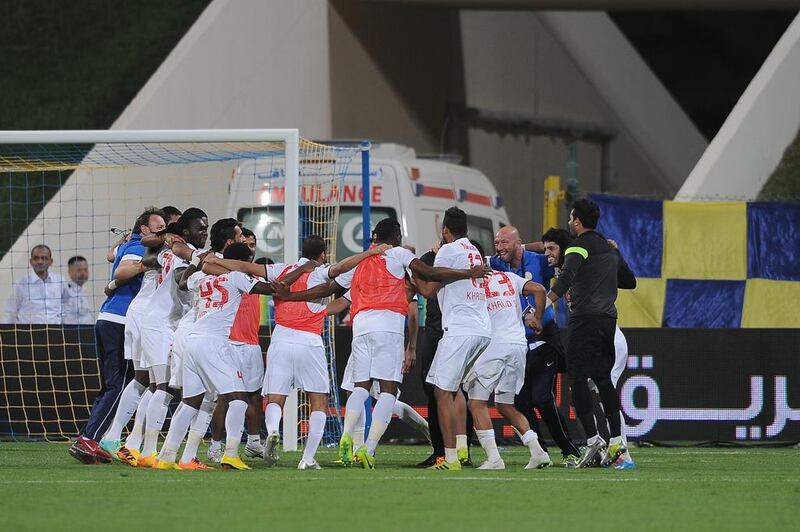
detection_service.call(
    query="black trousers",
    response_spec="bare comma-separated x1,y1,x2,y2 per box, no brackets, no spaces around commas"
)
566,315,622,439
418,328,473,455
81,320,133,440
515,342,580,458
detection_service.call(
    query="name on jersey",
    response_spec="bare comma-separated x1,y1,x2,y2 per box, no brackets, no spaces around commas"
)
487,299,513,312
465,290,485,301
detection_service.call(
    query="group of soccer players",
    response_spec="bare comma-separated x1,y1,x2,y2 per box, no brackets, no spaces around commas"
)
72,197,635,471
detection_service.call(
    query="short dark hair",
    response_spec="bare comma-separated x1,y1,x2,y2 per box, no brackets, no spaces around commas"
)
223,242,253,262
373,218,401,244
210,218,241,252
443,206,468,237
30,244,52,258
469,239,485,258
68,255,87,267
541,227,572,253
241,227,255,241
164,207,207,236
571,198,600,229
254,257,268,265
161,206,182,220
302,235,326,260
132,206,166,235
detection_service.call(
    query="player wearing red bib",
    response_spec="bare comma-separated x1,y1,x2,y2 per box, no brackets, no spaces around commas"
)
207,236,392,468
284,219,488,469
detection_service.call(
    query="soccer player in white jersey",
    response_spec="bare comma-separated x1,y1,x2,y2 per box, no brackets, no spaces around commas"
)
281,218,486,469
463,241,553,470
205,235,391,468
162,218,245,469
135,208,208,467
97,207,168,464
414,207,492,471
156,243,295,471
337,277,431,456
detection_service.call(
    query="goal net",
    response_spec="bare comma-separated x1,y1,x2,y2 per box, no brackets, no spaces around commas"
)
0,129,359,450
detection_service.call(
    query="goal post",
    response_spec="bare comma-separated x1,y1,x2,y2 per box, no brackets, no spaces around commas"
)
0,129,357,451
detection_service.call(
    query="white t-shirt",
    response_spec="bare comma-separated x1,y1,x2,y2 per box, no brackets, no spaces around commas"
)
266,258,332,347
434,237,491,338
336,246,416,336
142,245,194,330
485,271,528,345
127,269,159,314
186,270,258,339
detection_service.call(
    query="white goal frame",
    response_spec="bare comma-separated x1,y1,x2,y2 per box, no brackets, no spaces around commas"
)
0,128,303,450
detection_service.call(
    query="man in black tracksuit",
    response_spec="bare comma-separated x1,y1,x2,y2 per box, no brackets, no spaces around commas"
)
547,198,636,468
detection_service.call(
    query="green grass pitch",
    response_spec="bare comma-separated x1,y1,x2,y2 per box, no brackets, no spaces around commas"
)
1,443,798,531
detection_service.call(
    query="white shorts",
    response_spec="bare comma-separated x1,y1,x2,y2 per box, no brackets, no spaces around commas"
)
611,326,628,387
182,335,247,398
348,332,405,384
426,335,490,392
123,308,144,362
232,343,264,393
168,329,189,389
148,364,170,385
140,326,174,370
262,341,328,395
340,357,402,400
464,341,527,404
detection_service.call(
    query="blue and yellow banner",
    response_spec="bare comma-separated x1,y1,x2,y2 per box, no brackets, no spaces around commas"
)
589,194,800,328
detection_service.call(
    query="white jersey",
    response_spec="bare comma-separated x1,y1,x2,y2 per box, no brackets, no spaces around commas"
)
186,270,258,339
335,246,416,336
265,258,332,347
485,271,528,346
142,245,194,330
434,237,491,338
127,269,159,314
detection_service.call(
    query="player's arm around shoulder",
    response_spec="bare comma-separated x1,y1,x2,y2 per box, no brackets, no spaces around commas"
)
328,243,391,278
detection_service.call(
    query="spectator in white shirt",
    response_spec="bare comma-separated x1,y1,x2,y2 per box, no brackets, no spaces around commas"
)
5,244,70,324
63,255,94,325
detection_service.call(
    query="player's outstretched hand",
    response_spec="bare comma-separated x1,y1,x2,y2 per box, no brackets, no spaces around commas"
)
370,242,392,255
270,281,291,298
164,233,186,247
402,347,416,374
469,265,492,279
524,313,543,334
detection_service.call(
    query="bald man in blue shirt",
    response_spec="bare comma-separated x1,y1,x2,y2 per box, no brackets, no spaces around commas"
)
490,225,580,466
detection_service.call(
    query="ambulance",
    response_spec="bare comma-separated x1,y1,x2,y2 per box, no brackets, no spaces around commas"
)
226,143,510,260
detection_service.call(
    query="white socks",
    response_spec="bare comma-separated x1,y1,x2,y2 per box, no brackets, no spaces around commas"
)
142,389,172,456
105,380,146,442
394,400,430,442
456,434,468,455
520,429,547,458
302,411,326,464
476,429,500,462
343,387,369,436
180,397,215,463
444,448,457,463
158,404,198,464
265,402,282,435
125,388,152,451
224,400,247,458
365,393,395,455
353,408,366,448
